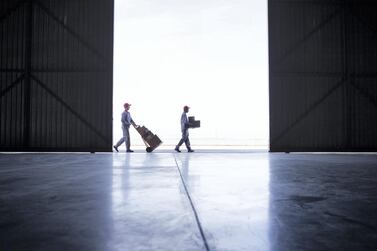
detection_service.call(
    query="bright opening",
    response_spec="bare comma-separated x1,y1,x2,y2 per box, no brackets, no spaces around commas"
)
113,0,269,149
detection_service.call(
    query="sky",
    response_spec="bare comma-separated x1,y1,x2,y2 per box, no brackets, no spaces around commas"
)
113,0,269,149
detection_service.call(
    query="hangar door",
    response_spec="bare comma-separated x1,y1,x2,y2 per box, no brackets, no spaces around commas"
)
269,0,377,152
0,0,113,151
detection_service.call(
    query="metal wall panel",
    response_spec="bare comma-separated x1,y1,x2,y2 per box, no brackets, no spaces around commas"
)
0,0,113,151
269,0,377,151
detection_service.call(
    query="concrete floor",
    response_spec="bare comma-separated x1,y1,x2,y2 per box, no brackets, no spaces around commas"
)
1,152,377,251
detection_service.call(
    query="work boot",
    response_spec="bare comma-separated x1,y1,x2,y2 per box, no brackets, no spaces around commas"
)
113,146,119,152
174,146,181,153
188,148,194,153
126,149,134,153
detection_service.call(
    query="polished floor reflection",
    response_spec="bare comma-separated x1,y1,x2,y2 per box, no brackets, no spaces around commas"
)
0,152,377,250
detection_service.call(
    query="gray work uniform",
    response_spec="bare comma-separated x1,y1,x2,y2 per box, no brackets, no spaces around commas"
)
115,111,133,150
176,112,191,149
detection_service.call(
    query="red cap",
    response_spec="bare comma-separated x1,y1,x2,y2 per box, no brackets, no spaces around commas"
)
124,103,131,108
184,105,190,109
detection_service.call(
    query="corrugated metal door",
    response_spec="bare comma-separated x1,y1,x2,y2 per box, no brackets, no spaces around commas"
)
0,0,113,151
269,0,377,152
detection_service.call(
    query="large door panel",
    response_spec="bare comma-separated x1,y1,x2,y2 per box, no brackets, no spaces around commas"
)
0,0,114,151
269,0,377,152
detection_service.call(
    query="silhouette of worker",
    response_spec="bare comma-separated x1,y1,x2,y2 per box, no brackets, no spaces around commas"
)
114,103,136,153
175,105,194,153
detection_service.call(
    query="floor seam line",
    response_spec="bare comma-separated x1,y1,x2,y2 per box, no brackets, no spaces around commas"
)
173,154,210,251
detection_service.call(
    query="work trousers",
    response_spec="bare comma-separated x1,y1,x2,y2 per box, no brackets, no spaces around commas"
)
177,129,191,149
115,126,131,150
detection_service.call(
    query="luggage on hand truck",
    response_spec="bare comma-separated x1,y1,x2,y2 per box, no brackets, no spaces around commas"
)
133,124,162,152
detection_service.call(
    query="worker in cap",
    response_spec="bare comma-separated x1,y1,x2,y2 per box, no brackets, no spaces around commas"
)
114,102,136,153
175,105,194,152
